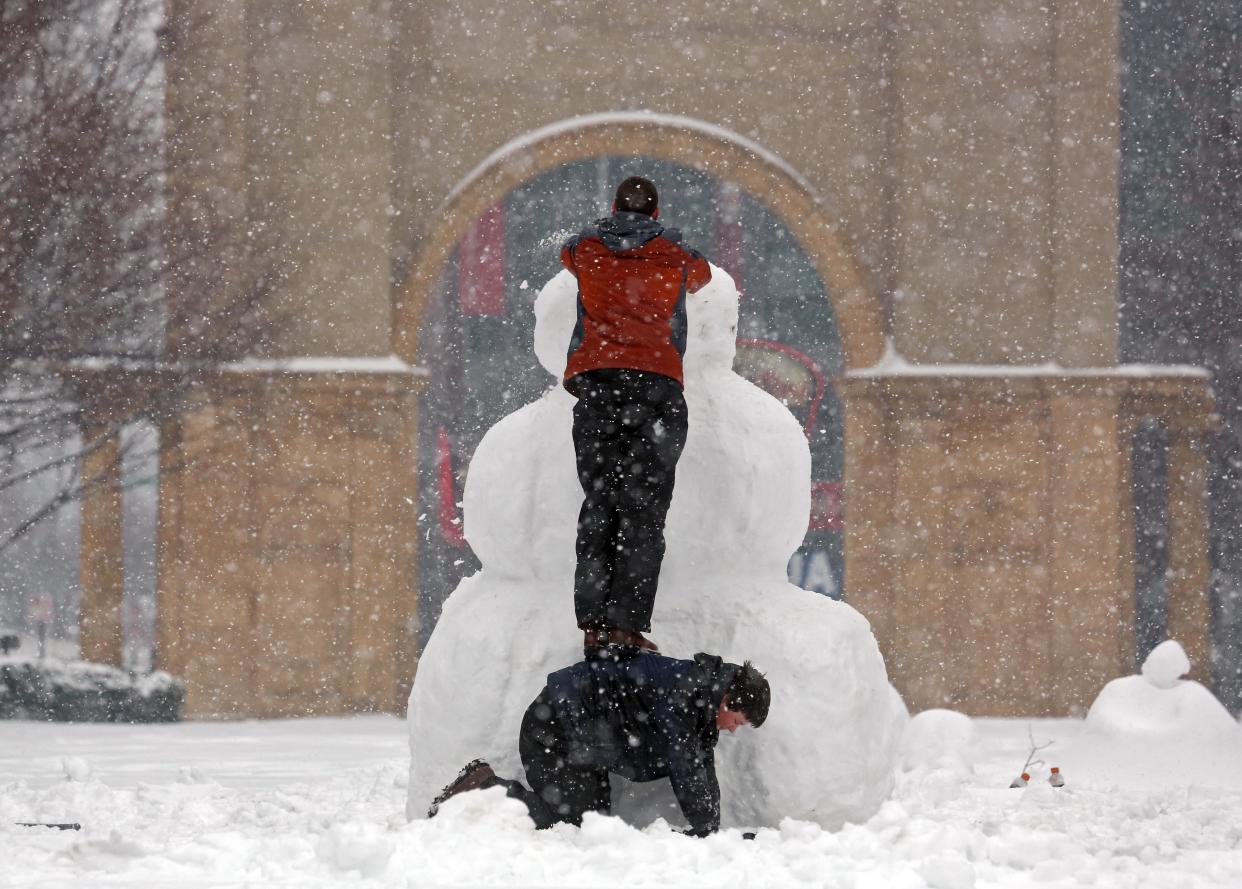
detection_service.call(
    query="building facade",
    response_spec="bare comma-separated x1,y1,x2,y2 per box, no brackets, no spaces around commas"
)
76,0,1214,716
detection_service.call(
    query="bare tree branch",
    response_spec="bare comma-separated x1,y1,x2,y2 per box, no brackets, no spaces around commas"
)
0,0,284,549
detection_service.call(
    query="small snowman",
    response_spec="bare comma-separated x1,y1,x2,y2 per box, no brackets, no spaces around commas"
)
1068,639,1242,790
1085,639,1237,737
407,266,906,830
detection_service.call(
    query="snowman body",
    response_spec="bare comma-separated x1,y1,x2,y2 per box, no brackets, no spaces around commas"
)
407,267,906,829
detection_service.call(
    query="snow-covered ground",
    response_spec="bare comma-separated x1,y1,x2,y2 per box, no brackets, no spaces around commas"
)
4,713,1242,889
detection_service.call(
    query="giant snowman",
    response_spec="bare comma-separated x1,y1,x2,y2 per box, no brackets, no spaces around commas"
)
407,265,907,830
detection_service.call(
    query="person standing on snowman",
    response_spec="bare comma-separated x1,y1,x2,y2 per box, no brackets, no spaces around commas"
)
560,176,712,655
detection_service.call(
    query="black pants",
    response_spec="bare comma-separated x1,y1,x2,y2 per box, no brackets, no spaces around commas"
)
491,694,611,829
570,368,688,633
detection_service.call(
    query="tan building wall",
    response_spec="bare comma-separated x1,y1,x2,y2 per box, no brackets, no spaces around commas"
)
162,0,396,359
153,372,422,716
69,0,1216,716
844,372,1213,715
158,0,1125,365
389,0,1119,367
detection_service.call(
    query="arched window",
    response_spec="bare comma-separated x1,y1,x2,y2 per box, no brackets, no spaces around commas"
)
417,157,845,641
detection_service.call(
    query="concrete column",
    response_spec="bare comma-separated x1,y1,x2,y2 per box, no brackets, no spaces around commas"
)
243,0,395,358
841,385,895,663
889,396,954,711
890,1,1056,364
1166,428,1212,683
161,0,250,358
79,426,124,666
1051,0,1121,366
343,386,422,712
1047,389,1130,713
1115,410,1140,675
175,387,261,717
154,416,186,678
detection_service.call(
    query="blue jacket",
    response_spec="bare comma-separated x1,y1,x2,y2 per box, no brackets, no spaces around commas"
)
543,652,739,835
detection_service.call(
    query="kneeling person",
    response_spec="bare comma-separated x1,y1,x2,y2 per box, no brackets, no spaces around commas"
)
429,652,770,837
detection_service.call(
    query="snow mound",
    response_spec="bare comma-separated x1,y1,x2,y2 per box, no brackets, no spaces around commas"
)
900,709,976,773
1064,639,1242,790
409,266,906,830
428,785,537,835
0,655,184,722
1086,641,1235,738
315,822,395,878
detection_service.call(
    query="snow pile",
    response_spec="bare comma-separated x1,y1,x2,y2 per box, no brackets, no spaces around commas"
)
408,267,906,830
7,716,1242,888
900,709,977,776
0,654,184,722
1065,640,1242,790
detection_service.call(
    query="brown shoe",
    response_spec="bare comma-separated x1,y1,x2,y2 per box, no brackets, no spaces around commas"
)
428,759,496,817
582,626,659,657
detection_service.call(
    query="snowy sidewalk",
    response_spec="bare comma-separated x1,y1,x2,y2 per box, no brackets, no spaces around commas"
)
3,715,1241,888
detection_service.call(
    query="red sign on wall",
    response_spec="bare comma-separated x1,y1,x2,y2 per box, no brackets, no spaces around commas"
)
712,181,744,295
457,202,506,316
809,481,844,531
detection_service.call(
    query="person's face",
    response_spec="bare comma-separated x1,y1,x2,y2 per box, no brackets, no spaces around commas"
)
716,702,750,733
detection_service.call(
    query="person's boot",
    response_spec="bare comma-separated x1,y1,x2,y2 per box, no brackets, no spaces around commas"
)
583,626,607,658
427,759,496,817
582,626,658,659
609,628,658,652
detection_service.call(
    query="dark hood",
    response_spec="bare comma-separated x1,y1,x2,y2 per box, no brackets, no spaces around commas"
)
691,652,740,714
592,211,677,253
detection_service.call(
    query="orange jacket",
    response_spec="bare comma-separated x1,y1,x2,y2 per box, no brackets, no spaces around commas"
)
561,212,712,389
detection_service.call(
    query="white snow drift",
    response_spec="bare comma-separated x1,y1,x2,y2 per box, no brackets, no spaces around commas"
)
9,713,1242,888
407,266,906,830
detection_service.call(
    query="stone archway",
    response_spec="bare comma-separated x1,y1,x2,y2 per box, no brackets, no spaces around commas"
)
394,115,888,637
394,113,885,372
